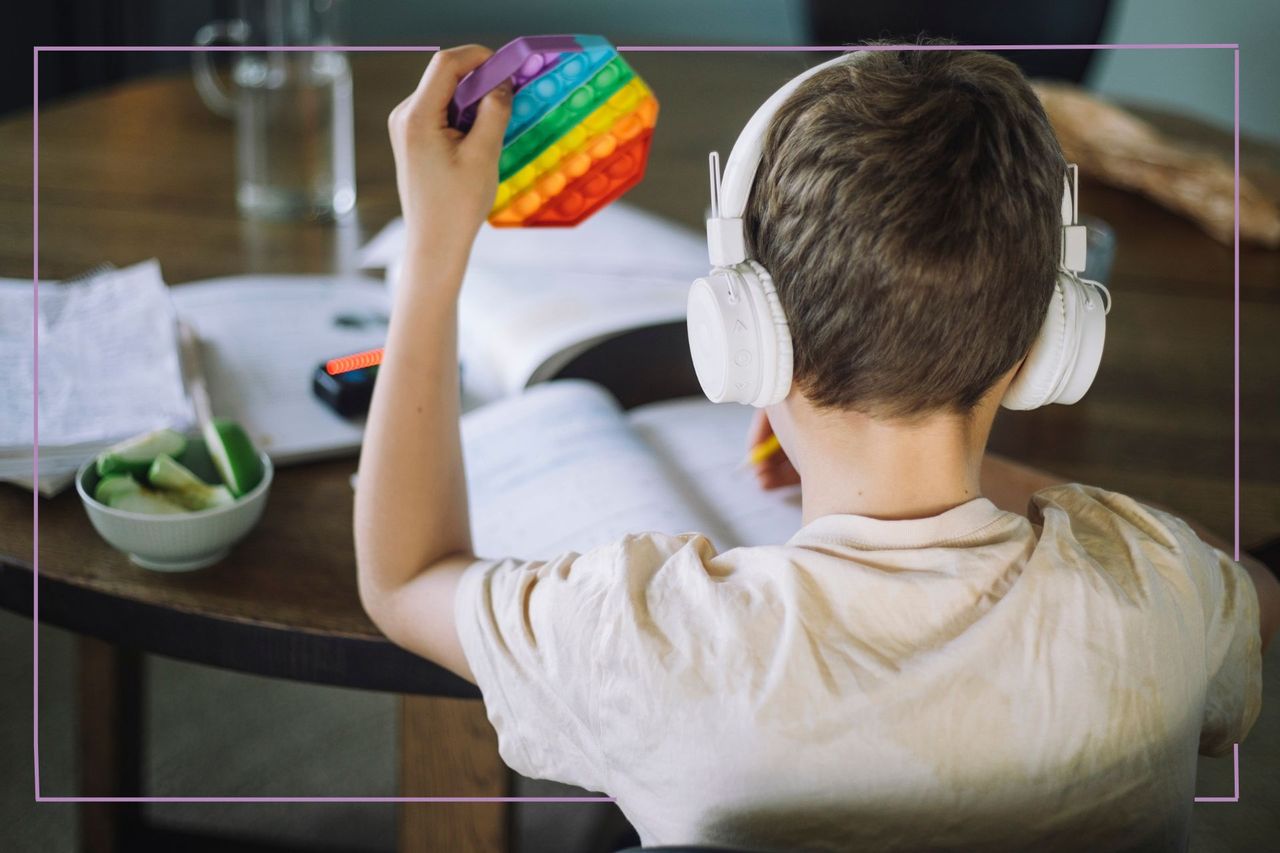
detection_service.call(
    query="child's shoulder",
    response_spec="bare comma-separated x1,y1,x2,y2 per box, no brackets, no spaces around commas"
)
1026,483,1234,601
1030,482,1194,548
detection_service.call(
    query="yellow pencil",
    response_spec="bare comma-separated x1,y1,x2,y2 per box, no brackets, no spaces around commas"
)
745,433,783,467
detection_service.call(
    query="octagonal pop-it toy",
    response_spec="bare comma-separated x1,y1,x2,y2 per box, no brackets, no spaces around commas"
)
448,35,659,227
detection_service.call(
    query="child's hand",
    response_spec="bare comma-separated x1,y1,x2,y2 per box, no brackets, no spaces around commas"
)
388,45,513,266
747,410,800,490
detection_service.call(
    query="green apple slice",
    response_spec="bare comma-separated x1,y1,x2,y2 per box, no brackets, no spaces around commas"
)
147,454,235,511
96,428,188,478
203,419,263,498
94,473,143,505
94,473,187,514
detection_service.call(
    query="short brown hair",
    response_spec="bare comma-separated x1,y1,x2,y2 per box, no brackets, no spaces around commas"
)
744,47,1065,418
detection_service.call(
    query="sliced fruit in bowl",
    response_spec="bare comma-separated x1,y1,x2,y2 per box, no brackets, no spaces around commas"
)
77,422,272,571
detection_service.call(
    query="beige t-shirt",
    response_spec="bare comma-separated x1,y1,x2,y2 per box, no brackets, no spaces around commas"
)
455,484,1262,852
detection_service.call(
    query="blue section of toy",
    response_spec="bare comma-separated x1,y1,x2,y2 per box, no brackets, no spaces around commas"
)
504,35,617,144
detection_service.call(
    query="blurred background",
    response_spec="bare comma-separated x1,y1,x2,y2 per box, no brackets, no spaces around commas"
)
6,2,1279,853
8,0,1279,142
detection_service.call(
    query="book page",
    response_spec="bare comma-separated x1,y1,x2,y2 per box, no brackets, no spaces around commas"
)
362,203,707,281
628,397,804,549
363,204,708,404
462,380,714,560
457,267,691,403
467,201,708,279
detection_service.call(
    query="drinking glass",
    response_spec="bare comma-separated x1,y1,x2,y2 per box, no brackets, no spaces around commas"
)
193,0,355,221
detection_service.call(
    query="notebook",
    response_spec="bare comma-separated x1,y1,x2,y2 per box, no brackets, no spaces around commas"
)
168,275,391,463
460,380,803,559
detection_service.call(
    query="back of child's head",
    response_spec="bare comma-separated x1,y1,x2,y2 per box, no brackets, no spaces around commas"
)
744,47,1066,419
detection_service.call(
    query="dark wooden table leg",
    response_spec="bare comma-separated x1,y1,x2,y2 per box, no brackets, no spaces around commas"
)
399,695,512,853
78,636,144,853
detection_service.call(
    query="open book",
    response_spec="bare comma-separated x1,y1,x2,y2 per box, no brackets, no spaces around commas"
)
461,380,803,559
361,204,707,405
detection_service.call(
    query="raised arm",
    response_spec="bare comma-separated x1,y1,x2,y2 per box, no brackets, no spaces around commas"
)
353,45,513,682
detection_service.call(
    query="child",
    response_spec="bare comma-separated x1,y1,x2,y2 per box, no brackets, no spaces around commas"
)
355,44,1278,851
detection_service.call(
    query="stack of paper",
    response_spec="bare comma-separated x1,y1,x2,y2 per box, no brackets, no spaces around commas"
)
0,260,194,494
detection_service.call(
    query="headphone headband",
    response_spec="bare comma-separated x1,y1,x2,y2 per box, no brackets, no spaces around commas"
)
706,50,1086,273
690,49,1104,411
708,51,859,267
717,52,861,222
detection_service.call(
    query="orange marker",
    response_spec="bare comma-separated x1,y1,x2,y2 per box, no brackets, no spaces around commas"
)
326,347,384,376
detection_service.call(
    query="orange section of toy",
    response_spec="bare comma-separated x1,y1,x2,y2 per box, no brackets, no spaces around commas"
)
519,129,654,227
490,96,658,227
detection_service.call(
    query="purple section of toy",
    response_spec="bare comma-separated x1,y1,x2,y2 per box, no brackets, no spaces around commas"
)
448,34,582,131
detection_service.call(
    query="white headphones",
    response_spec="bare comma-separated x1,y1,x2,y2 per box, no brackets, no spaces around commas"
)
686,51,1111,410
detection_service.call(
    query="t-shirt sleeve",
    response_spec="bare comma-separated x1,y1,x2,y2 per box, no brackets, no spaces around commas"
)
453,531,707,791
1136,503,1263,756
1186,536,1263,755
1032,485,1262,756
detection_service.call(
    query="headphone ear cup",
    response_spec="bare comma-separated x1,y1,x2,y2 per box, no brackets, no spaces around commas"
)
1051,276,1107,405
686,261,793,406
1002,273,1106,410
1002,280,1067,411
745,260,793,407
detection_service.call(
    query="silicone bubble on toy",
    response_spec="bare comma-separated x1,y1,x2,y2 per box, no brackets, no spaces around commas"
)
447,35,659,227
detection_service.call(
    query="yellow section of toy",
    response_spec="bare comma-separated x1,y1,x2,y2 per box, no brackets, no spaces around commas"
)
490,78,658,223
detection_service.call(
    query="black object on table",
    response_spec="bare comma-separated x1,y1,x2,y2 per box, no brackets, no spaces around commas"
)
313,361,379,418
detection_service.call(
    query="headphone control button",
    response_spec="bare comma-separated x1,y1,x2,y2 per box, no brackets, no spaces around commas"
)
733,349,752,367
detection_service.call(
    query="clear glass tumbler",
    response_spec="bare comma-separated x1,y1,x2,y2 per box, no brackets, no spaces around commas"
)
193,0,355,222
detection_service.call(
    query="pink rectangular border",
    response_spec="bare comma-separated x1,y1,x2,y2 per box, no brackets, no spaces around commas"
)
30,41,1244,805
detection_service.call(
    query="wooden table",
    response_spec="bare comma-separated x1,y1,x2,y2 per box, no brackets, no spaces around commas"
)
2,50,1279,853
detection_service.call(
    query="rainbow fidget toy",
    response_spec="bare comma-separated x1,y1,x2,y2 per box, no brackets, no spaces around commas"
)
448,35,659,227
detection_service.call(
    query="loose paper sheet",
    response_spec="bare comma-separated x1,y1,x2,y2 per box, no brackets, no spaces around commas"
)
0,260,193,480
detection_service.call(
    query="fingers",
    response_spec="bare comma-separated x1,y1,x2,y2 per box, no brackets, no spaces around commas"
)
462,80,513,158
410,44,495,123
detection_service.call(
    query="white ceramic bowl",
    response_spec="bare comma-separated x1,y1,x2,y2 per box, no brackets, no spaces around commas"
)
76,437,273,572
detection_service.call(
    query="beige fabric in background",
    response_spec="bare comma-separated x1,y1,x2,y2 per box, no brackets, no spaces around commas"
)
456,484,1261,852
